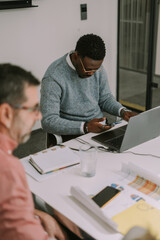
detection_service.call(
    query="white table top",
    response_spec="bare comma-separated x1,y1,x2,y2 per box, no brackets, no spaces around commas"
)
21,125,160,240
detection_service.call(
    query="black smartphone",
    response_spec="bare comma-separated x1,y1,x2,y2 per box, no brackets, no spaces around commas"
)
92,186,120,208
105,118,121,126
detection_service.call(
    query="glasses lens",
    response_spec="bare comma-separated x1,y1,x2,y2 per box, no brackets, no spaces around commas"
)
10,104,40,113
80,57,102,73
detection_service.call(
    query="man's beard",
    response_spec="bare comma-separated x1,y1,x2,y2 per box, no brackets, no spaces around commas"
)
19,124,35,144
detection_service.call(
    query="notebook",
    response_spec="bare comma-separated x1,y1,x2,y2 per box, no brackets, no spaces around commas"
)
92,106,160,152
29,146,80,174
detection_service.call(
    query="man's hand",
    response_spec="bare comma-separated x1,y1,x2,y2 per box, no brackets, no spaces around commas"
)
87,117,112,133
34,209,68,240
122,111,138,121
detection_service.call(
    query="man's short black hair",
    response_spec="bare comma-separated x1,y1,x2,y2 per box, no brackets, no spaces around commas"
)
0,63,40,105
75,33,106,60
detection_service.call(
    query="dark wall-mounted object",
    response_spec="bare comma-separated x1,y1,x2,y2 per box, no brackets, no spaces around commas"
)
0,0,38,10
80,4,87,20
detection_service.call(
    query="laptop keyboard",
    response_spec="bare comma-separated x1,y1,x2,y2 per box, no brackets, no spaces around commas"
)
104,135,124,149
91,125,127,151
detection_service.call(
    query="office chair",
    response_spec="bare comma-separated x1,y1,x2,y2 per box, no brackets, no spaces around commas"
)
46,133,81,148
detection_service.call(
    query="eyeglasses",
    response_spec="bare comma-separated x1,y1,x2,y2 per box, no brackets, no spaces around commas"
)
79,57,103,73
10,103,41,113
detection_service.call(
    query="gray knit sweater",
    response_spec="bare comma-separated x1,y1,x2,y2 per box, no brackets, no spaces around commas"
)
40,54,123,135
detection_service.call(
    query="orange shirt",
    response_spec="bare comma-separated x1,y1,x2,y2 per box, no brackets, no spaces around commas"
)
0,132,48,240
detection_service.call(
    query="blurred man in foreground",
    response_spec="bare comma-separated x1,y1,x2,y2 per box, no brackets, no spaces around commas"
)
0,63,67,240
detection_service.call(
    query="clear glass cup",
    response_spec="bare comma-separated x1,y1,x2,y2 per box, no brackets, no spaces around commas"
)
79,144,97,177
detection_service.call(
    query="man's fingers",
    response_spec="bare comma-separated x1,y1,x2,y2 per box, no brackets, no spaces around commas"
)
99,124,112,131
97,117,105,122
100,125,105,130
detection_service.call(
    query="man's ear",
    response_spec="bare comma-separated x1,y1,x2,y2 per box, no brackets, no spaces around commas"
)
0,103,13,129
74,51,79,60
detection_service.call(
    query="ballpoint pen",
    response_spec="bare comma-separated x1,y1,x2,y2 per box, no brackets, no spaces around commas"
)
46,162,80,174
57,144,79,152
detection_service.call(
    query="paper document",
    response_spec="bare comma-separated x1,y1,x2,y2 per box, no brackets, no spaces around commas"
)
70,162,160,233
112,199,160,237
70,186,118,232
121,162,160,200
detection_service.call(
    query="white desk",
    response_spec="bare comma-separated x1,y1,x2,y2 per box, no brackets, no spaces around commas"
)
21,126,160,240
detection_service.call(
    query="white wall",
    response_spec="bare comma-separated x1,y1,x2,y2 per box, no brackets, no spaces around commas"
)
0,0,118,129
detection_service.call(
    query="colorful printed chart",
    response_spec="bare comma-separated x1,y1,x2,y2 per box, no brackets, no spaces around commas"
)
128,175,160,200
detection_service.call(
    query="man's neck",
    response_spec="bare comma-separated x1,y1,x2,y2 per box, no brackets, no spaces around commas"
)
70,52,76,68
0,126,17,145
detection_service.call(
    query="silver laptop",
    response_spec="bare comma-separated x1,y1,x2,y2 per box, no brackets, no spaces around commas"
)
92,106,160,152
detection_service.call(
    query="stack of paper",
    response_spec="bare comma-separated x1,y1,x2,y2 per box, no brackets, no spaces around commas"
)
70,186,118,232
70,162,160,235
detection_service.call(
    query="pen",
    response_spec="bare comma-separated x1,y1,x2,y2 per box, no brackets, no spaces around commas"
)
69,147,79,151
57,144,79,152
46,162,80,174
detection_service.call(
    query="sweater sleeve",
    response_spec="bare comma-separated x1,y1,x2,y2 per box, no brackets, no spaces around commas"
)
98,69,123,116
40,76,83,135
